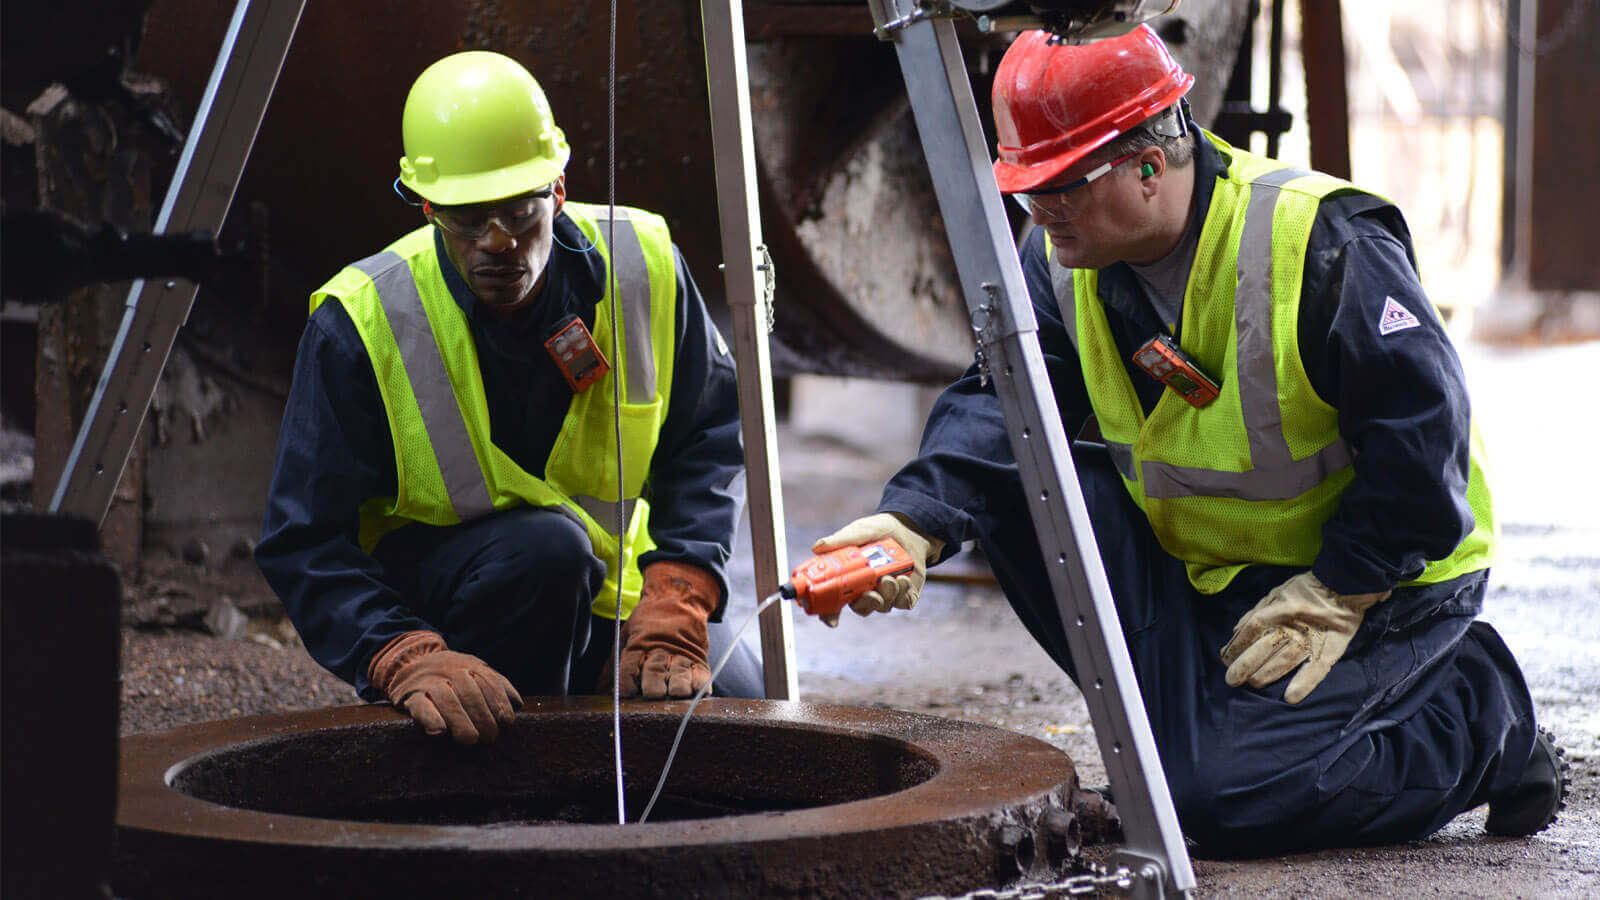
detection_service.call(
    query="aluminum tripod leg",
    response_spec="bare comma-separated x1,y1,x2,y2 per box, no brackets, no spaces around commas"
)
49,0,306,523
867,5,1195,896
699,0,799,699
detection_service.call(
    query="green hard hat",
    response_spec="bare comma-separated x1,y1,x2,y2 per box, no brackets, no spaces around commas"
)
398,51,570,206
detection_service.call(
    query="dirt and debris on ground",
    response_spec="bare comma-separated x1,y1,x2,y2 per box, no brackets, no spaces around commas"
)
113,342,1600,897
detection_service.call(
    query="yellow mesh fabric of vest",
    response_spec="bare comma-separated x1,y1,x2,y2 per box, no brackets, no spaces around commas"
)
1270,174,1350,459
308,209,682,620
543,202,679,619
311,227,458,552
1068,135,1482,593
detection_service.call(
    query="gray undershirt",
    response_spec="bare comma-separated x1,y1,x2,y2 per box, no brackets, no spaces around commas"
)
1130,190,1204,335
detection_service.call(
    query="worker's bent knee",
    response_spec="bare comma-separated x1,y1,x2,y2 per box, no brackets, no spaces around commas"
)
475,507,605,595
1165,757,1308,856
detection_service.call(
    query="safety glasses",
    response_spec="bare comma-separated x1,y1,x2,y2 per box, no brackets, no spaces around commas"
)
425,187,555,240
1010,151,1139,218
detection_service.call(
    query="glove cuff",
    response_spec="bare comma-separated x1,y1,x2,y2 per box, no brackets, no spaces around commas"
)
1303,572,1390,613
368,630,446,694
639,560,719,619
886,512,945,565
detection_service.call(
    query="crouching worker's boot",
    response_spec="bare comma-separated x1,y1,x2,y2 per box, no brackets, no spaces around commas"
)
1485,727,1569,837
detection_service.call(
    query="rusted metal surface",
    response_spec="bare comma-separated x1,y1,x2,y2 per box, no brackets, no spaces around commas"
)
1300,0,1352,180
117,699,1104,899
749,33,979,379
1524,0,1600,292
25,77,164,572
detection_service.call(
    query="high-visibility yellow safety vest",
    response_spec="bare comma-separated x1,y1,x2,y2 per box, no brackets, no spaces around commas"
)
1048,133,1495,593
310,202,678,619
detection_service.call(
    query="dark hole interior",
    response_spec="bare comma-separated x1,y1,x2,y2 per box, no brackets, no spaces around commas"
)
169,712,939,825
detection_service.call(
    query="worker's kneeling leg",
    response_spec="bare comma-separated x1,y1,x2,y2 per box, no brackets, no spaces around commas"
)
1170,581,1536,856
378,507,605,695
978,440,1193,685
976,445,1538,855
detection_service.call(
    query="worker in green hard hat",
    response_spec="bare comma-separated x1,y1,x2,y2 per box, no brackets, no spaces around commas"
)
257,51,762,744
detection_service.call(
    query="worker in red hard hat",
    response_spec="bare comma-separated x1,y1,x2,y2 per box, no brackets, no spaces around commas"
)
256,51,764,745
819,25,1563,855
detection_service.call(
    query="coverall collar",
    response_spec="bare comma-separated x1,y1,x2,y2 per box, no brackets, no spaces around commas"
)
434,210,608,339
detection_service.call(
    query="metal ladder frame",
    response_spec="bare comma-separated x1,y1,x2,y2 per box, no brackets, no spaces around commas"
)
699,0,799,700
859,2,1196,895
49,0,307,520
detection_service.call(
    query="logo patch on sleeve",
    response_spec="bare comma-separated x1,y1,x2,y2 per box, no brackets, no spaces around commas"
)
1378,296,1421,335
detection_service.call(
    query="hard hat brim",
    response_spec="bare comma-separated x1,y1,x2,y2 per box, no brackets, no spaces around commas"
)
399,151,569,207
993,134,1115,195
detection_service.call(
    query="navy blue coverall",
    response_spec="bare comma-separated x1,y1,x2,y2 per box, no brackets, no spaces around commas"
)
877,133,1537,856
257,213,763,701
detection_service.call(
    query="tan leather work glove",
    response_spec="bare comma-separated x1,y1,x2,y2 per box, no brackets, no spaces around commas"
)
810,513,944,628
619,560,719,699
1220,572,1390,705
368,630,523,744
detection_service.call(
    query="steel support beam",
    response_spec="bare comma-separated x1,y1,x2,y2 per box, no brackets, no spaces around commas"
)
700,0,800,699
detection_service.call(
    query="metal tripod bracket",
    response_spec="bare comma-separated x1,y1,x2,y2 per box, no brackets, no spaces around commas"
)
865,1,1197,895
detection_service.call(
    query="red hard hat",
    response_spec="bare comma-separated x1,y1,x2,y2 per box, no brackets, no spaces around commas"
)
992,25,1194,193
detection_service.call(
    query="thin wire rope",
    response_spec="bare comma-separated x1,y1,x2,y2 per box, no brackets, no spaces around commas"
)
639,591,782,824
608,0,627,827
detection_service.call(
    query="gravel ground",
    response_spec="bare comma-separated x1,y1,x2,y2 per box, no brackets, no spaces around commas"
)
115,342,1600,897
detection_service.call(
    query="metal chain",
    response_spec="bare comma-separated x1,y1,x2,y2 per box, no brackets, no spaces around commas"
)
971,283,998,386
918,863,1135,900
756,243,776,333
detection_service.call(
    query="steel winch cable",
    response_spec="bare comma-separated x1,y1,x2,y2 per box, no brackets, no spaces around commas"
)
638,590,783,824
606,0,627,826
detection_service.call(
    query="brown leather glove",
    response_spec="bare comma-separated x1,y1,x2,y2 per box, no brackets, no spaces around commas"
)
368,630,523,744
618,560,719,699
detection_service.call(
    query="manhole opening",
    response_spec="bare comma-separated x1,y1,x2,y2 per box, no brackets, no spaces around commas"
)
168,713,939,825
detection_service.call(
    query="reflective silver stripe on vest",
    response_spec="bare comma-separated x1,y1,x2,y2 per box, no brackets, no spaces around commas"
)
1144,166,1353,501
1233,167,1307,469
1142,440,1352,501
1049,254,1080,351
574,495,636,532
597,209,656,402
1104,440,1138,482
353,251,496,522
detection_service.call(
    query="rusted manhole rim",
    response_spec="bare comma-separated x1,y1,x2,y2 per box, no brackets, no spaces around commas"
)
118,698,1083,898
